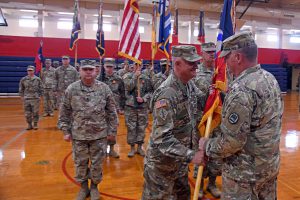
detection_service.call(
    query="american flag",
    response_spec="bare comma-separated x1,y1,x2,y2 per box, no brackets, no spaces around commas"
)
118,0,142,64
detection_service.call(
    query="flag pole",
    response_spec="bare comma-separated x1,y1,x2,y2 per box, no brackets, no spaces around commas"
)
75,42,78,68
193,114,213,200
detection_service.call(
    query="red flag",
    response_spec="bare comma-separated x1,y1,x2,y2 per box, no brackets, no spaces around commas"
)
34,41,43,74
199,0,235,136
118,0,142,64
172,8,178,45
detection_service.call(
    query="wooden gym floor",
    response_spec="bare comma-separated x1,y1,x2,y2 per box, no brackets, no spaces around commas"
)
0,92,300,200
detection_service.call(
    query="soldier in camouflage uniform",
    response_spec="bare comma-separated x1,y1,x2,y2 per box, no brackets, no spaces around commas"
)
142,45,206,200
58,60,118,200
123,62,153,157
152,58,171,90
199,32,283,200
99,58,125,158
117,59,130,78
52,61,60,110
142,63,155,81
193,42,222,198
54,55,79,109
19,66,43,130
41,59,55,117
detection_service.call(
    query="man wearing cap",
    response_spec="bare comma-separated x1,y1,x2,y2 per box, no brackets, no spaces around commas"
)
123,61,153,157
99,58,125,158
198,32,283,199
19,66,43,130
142,45,206,199
58,60,118,200
54,55,79,109
152,58,171,90
193,42,222,198
52,61,60,110
142,63,155,81
117,59,130,78
41,59,56,117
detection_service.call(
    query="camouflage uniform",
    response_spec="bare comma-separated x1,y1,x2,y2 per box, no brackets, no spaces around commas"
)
204,32,283,199
142,65,155,80
117,60,130,78
54,60,79,108
19,66,43,129
123,69,153,156
58,77,118,188
52,61,60,110
142,46,203,200
41,59,56,116
152,59,170,91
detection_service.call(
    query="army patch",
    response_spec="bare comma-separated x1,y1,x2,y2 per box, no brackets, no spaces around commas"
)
228,113,239,124
155,99,167,109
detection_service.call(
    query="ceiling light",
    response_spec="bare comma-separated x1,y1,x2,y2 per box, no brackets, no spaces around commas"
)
20,9,38,13
57,12,73,15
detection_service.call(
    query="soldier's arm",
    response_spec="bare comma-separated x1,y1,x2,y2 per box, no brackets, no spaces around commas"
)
57,87,73,135
19,79,25,97
118,79,126,110
205,90,252,158
152,96,195,163
105,86,119,136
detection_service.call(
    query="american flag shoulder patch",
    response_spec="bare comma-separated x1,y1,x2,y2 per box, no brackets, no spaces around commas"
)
155,99,167,109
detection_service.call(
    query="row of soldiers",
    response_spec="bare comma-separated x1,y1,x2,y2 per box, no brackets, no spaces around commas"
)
19,41,232,199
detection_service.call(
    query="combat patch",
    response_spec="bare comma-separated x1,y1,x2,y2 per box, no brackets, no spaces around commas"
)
228,112,239,124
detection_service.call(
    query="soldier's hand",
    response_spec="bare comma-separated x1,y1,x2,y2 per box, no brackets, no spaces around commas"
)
107,135,116,143
118,110,124,115
135,70,141,77
136,97,144,103
64,134,72,142
198,138,208,152
191,150,206,165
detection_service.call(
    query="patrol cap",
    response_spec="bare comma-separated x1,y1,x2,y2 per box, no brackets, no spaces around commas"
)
62,55,70,59
27,65,35,71
104,58,116,67
80,59,96,69
220,31,256,58
172,45,202,62
45,58,52,62
94,62,101,67
53,61,60,66
124,59,129,64
160,58,168,66
201,42,216,52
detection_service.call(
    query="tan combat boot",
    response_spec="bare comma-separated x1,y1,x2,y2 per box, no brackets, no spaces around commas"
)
33,122,38,130
136,144,145,157
76,181,90,200
109,145,120,158
42,113,48,117
127,145,135,157
26,123,33,130
90,182,100,200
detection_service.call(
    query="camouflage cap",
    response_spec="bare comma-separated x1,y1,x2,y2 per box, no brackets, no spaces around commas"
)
104,58,116,67
45,58,52,62
80,59,96,69
220,31,256,58
172,45,201,62
202,42,216,52
53,61,60,66
94,62,101,67
62,55,70,59
124,59,129,64
27,65,35,71
160,58,168,65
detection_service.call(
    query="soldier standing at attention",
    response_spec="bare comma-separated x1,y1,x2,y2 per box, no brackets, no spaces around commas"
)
142,45,206,199
52,61,60,110
99,58,125,158
117,59,130,78
54,55,79,109
123,62,153,157
19,66,43,130
199,32,283,200
152,58,171,90
41,59,56,117
58,61,118,200
143,63,155,81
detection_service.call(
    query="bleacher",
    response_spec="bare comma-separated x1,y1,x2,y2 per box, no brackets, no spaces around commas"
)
0,56,288,94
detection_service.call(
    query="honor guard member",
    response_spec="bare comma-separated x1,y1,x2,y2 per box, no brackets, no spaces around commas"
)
54,55,79,108
52,61,60,110
19,66,43,130
143,63,155,80
117,59,130,78
41,59,56,117
100,58,126,158
152,58,171,90
52,61,60,69
58,60,118,200
199,32,283,200
142,45,206,200
123,62,153,157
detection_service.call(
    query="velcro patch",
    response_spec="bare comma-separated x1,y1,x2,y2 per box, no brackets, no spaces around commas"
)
228,112,239,124
155,99,167,109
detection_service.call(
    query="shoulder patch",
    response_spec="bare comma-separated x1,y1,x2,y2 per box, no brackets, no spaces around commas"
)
155,99,167,109
228,112,239,124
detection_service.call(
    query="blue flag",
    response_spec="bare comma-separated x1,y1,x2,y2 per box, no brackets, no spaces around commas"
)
96,1,105,57
69,0,81,50
157,0,171,58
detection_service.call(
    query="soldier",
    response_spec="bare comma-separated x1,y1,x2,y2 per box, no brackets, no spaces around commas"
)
152,58,171,90
99,58,126,158
117,59,130,78
142,45,206,199
41,59,56,117
52,61,60,110
193,42,222,198
58,60,118,200
123,62,153,157
198,32,283,199
19,66,43,130
142,63,155,80
54,55,79,109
